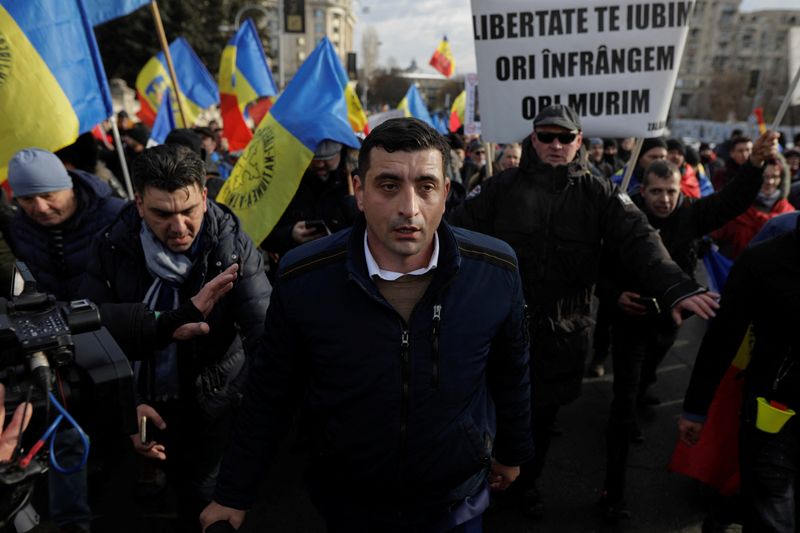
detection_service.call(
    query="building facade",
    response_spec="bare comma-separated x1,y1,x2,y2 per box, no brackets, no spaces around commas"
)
245,0,356,86
671,1,800,121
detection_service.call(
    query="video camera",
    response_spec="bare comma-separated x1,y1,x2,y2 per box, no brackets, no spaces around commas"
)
0,262,134,527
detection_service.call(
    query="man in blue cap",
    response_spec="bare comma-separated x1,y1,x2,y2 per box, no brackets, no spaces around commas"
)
6,147,125,301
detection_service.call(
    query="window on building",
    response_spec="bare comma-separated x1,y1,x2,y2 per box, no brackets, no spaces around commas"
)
680,93,692,108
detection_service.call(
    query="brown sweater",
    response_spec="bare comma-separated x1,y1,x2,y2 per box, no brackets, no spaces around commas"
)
373,271,435,323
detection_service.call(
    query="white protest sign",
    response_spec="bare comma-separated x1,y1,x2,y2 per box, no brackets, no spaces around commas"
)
464,73,481,135
471,1,694,142
790,27,800,106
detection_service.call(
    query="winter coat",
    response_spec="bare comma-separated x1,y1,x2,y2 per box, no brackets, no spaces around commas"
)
214,217,533,524
450,137,702,405
80,201,271,415
7,170,125,300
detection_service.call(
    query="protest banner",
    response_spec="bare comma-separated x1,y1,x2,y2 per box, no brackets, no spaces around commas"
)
471,0,694,142
790,27,800,107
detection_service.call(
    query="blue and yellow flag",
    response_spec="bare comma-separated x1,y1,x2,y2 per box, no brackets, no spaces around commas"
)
84,0,149,26
0,0,113,182
398,84,434,127
218,37,359,244
148,87,176,147
219,18,278,152
136,37,219,127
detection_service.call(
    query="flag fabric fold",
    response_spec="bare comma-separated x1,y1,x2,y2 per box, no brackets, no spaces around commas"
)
398,84,433,127
429,36,455,78
219,18,278,152
449,90,465,132
345,81,369,135
136,37,219,128
217,37,359,244
0,0,113,182
84,0,149,26
148,87,176,147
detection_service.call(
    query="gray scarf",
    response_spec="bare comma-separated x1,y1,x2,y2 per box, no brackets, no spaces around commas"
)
138,223,195,401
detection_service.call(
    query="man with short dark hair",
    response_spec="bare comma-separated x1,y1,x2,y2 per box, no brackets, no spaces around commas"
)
712,136,753,191
201,117,533,532
81,143,271,532
599,131,777,517
450,104,719,520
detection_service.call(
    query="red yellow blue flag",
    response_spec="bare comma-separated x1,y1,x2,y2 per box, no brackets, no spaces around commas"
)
345,81,369,135
219,18,278,152
0,0,113,182
218,37,359,244
429,36,455,78
449,90,465,132
136,37,219,127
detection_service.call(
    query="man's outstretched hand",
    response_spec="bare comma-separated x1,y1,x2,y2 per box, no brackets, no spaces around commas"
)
671,292,720,326
172,263,239,340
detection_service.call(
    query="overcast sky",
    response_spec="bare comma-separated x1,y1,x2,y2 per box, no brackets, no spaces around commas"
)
353,0,800,75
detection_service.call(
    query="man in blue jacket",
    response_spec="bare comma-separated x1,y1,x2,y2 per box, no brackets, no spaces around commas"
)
201,118,534,533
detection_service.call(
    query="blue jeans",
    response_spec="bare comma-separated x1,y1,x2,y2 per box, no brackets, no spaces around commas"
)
740,394,800,532
48,428,91,529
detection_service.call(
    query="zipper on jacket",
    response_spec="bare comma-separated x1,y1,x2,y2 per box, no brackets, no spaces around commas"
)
430,304,441,389
400,328,410,454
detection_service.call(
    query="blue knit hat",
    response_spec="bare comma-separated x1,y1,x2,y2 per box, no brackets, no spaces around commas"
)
8,148,73,197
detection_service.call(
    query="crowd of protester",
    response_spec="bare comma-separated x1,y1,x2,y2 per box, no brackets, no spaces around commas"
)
1,102,800,533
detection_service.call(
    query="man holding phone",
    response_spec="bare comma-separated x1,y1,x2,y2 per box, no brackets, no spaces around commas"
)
598,131,779,517
260,139,358,267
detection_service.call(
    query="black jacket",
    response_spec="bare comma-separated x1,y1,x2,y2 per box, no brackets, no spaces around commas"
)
215,217,533,523
683,218,800,418
8,170,125,301
598,160,765,304
261,166,358,257
80,201,271,414
450,138,702,404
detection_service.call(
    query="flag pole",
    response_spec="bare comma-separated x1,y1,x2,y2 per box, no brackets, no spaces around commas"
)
109,115,135,199
149,0,188,128
619,138,644,193
771,64,800,130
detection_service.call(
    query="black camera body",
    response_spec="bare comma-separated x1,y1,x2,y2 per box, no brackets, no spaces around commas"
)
0,262,135,524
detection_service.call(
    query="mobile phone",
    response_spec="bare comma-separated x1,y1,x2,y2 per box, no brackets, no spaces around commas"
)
139,415,148,444
633,296,661,315
305,220,331,235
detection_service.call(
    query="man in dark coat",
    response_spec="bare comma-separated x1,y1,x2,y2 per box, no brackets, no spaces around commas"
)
450,104,719,519
598,130,778,518
201,118,533,533
680,216,800,531
6,147,125,300
81,144,271,532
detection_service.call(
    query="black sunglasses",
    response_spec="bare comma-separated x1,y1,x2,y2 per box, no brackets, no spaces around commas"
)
535,131,578,144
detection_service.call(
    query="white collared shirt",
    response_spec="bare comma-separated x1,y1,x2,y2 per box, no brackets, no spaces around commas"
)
364,231,439,281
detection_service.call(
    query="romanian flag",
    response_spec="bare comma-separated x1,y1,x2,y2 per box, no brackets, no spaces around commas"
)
429,36,455,78
219,18,278,152
449,90,465,132
669,326,753,495
0,0,113,182
345,81,369,135
84,0,148,26
135,37,219,128
147,87,176,147
398,84,434,127
217,37,359,244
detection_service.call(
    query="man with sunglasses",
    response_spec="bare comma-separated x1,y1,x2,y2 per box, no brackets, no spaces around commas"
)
450,104,719,520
